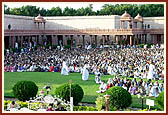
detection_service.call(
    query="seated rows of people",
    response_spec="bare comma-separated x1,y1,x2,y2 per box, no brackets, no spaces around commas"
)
96,76,164,98
4,45,164,80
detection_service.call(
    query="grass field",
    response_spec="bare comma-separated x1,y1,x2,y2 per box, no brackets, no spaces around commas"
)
4,72,162,110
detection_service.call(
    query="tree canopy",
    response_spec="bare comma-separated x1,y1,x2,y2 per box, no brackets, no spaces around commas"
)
4,4,164,17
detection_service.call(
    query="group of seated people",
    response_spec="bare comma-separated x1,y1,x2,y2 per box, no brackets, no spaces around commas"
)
96,76,164,98
4,43,164,81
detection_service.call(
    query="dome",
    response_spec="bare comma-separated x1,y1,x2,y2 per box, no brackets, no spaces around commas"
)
36,14,44,20
120,11,131,21
121,11,131,18
134,13,143,22
34,14,46,23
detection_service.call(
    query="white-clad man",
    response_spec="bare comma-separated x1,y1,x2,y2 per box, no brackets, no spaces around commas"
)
96,80,107,93
61,59,69,75
82,62,89,81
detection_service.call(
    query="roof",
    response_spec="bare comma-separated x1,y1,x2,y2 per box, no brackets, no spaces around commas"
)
120,11,131,21
134,13,143,22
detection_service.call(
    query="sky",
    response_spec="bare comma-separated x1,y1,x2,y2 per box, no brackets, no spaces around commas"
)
4,2,111,11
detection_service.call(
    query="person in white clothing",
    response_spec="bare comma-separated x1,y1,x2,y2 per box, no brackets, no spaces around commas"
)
61,59,69,75
96,80,107,93
82,62,89,81
147,61,155,80
95,73,101,84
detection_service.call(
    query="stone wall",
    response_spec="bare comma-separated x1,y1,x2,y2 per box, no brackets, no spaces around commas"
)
4,14,164,30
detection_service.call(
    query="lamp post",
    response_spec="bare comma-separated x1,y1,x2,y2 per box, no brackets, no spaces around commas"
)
40,89,45,109
104,94,110,111
69,80,73,111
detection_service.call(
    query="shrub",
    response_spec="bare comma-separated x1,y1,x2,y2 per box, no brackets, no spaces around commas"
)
12,81,38,101
45,44,51,49
52,45,57,49
34,46,38,50
106,86,132,110
18,47,22,52
147,43,153,48
11,48,16,52
64,45,71,49
55,83,84,105
139,44,144,48
67,39,71,45
95,95,106,111
73,106,98,111
156,91,164,110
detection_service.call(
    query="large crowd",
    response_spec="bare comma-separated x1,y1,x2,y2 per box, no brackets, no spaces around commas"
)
4,44,164,97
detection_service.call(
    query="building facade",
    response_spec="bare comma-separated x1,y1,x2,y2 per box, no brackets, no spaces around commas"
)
4,11,164,49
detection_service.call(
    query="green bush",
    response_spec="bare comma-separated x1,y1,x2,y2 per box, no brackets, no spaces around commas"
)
64,45,71,49
11,48,16,52
12,81,38,101
52,45,57,49
147,43,153,48
55,83,84,105
67,39,71,45
18,47,22,52
45,44,51,49
156,91,164,110
106,86,132,110
34,46,38,50
95,95,106,111
73,106,98,111
139,44,144,48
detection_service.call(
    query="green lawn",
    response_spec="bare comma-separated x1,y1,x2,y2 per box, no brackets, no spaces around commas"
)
4,72,162,110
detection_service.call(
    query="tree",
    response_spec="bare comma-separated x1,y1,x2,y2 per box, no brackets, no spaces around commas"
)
4,4,164,17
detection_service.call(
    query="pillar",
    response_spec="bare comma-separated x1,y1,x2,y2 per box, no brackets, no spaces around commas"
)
71,35,73,48
140,34,143,44
123,35,126,45
120,21,122,29
9,36,12,48
65,35,68,46
128,21,131,29
116,35,118,44
77,35,80,46
130,35,132,46
12,36,15,48
120,35,122,45
141,22,143,29
120,21,124,29
21,36,23,48
55,35,58,45
95,35,97,47
51,35,54,45
28,36,30,47
107,35,110,45
103,35,105,46
134,22,137,28
89,35,92,46
136,34,139,44
82,35,85,46
133,35,136,45
161,34,164,44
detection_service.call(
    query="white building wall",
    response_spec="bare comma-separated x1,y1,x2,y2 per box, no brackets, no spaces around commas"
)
4,14,164,30
143,17,164,29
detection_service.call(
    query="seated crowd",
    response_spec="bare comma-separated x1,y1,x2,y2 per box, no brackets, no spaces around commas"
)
96,76,164,98
4,44,164,98
4,44,164,80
